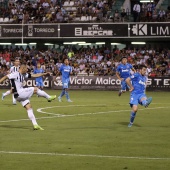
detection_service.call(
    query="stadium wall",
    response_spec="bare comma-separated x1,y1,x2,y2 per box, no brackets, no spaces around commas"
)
0,76,169,91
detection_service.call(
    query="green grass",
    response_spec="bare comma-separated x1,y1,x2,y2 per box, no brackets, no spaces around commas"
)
0,90,170,170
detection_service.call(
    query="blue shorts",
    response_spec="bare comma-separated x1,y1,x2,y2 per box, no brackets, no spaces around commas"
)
121,80,129,91
36,81,44,87
129,93,147,106
62,79,69,89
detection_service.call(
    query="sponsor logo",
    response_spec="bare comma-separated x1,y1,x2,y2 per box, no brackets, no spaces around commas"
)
75,25,113,36
3,28,22,33
131,24,147,35
28,25,33,36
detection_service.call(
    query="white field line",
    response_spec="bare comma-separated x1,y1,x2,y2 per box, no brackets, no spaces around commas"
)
0,151,169,160
0,106,169,123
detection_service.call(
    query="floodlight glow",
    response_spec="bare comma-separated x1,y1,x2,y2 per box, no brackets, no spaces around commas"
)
29,43,37,45
111,43,121,45
131,42,146,44
15,43,27,45
78,43,91,45
96,42,105,44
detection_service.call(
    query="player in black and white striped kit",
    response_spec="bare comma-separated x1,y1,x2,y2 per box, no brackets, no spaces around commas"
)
2,58,20,104
0,64,56,130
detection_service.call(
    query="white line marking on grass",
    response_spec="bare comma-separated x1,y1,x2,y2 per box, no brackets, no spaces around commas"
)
0,106,169,123
0,151,169,160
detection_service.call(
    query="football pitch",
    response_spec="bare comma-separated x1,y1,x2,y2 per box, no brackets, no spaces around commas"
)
0,90,170,170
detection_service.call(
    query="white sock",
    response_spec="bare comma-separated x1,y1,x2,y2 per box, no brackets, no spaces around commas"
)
27,108,38,125
12,94,16,103
3,90,11,97
37,89,50,99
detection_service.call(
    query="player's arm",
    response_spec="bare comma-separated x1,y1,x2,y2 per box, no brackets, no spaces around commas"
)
31,72,50,78
126,77,134,92
0,75,8,83
132,67,136,73
116,72,123,81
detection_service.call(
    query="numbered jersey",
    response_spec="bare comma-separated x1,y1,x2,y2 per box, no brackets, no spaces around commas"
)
10,66,20,73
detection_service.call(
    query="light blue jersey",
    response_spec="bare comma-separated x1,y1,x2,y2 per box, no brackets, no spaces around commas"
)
34,68,44,87
60,64,72,88
116,63,133,79
129,73,147,106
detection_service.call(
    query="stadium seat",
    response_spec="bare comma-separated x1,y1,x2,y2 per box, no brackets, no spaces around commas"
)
80,16,87,21
70,1,74,6
0,18,3,23
63,1,69,6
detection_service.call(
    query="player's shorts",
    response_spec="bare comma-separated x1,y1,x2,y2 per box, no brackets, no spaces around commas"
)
129,93,147,106
121,79,129,91
36,81,44,87
62,79,70,89
16,87,34,107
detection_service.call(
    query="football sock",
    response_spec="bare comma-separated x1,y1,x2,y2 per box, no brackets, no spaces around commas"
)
37,89,50,99
3,90,11,96
65,91,70,100
130,111,136,124
141,100,147,106
60,89,65,98
27,108,37,125
12,94,16,103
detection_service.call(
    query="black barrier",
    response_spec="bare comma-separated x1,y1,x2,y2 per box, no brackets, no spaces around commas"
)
60,24,128,37
0,23,170,38
0,76,170,91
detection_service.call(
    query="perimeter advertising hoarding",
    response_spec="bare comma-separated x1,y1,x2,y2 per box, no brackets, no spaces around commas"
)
25,25,58,37
60,24,128,37
0,77,52,89
53,76,170,91
0,77,169,91
130,23,170,37
0,25,22,37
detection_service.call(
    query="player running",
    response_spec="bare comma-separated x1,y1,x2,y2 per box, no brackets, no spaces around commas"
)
0,64,56,130
57,57,73,102
2,58,20,104
126,65,152,127
116,57,136,96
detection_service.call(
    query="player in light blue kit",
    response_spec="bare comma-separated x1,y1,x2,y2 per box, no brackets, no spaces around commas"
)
58,57,72,102
126,65,152,127
34,63,44,90
116,57,136,96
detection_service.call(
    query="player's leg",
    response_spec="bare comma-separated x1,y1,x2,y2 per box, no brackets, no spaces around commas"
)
2,89,11,100
65,88,72,102
118,80,126,96
139,94,152,108
34,87,56,102
12,94,17,105
58,88,65,102
128,93,139,127
22,101,44,130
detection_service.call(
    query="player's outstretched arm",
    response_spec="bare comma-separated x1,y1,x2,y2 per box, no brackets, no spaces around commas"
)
126,77,134,92
31,72,50,78
0,75,8,84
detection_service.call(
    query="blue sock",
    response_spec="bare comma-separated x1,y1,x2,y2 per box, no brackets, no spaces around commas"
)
60,89,65,98
130,111,136,124
141,100,147,106
65,91,70,100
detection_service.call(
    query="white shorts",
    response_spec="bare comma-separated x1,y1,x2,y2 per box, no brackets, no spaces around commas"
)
16,87,34,107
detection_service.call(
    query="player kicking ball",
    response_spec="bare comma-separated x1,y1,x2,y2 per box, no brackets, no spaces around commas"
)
126,65,152,127
0,64,56,130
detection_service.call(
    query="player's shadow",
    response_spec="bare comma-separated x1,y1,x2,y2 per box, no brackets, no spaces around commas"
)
119,122,141,127
0,124,31,130
3,104,16,107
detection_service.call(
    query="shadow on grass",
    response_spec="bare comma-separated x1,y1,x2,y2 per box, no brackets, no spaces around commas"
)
0,124,31,130
118,122,141,127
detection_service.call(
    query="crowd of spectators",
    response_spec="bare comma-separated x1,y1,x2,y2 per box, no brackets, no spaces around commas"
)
0,45,170,77
0,0,169,23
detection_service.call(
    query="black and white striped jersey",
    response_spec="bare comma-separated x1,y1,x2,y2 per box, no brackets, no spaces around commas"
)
10,66,20,73
7,72,30,94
